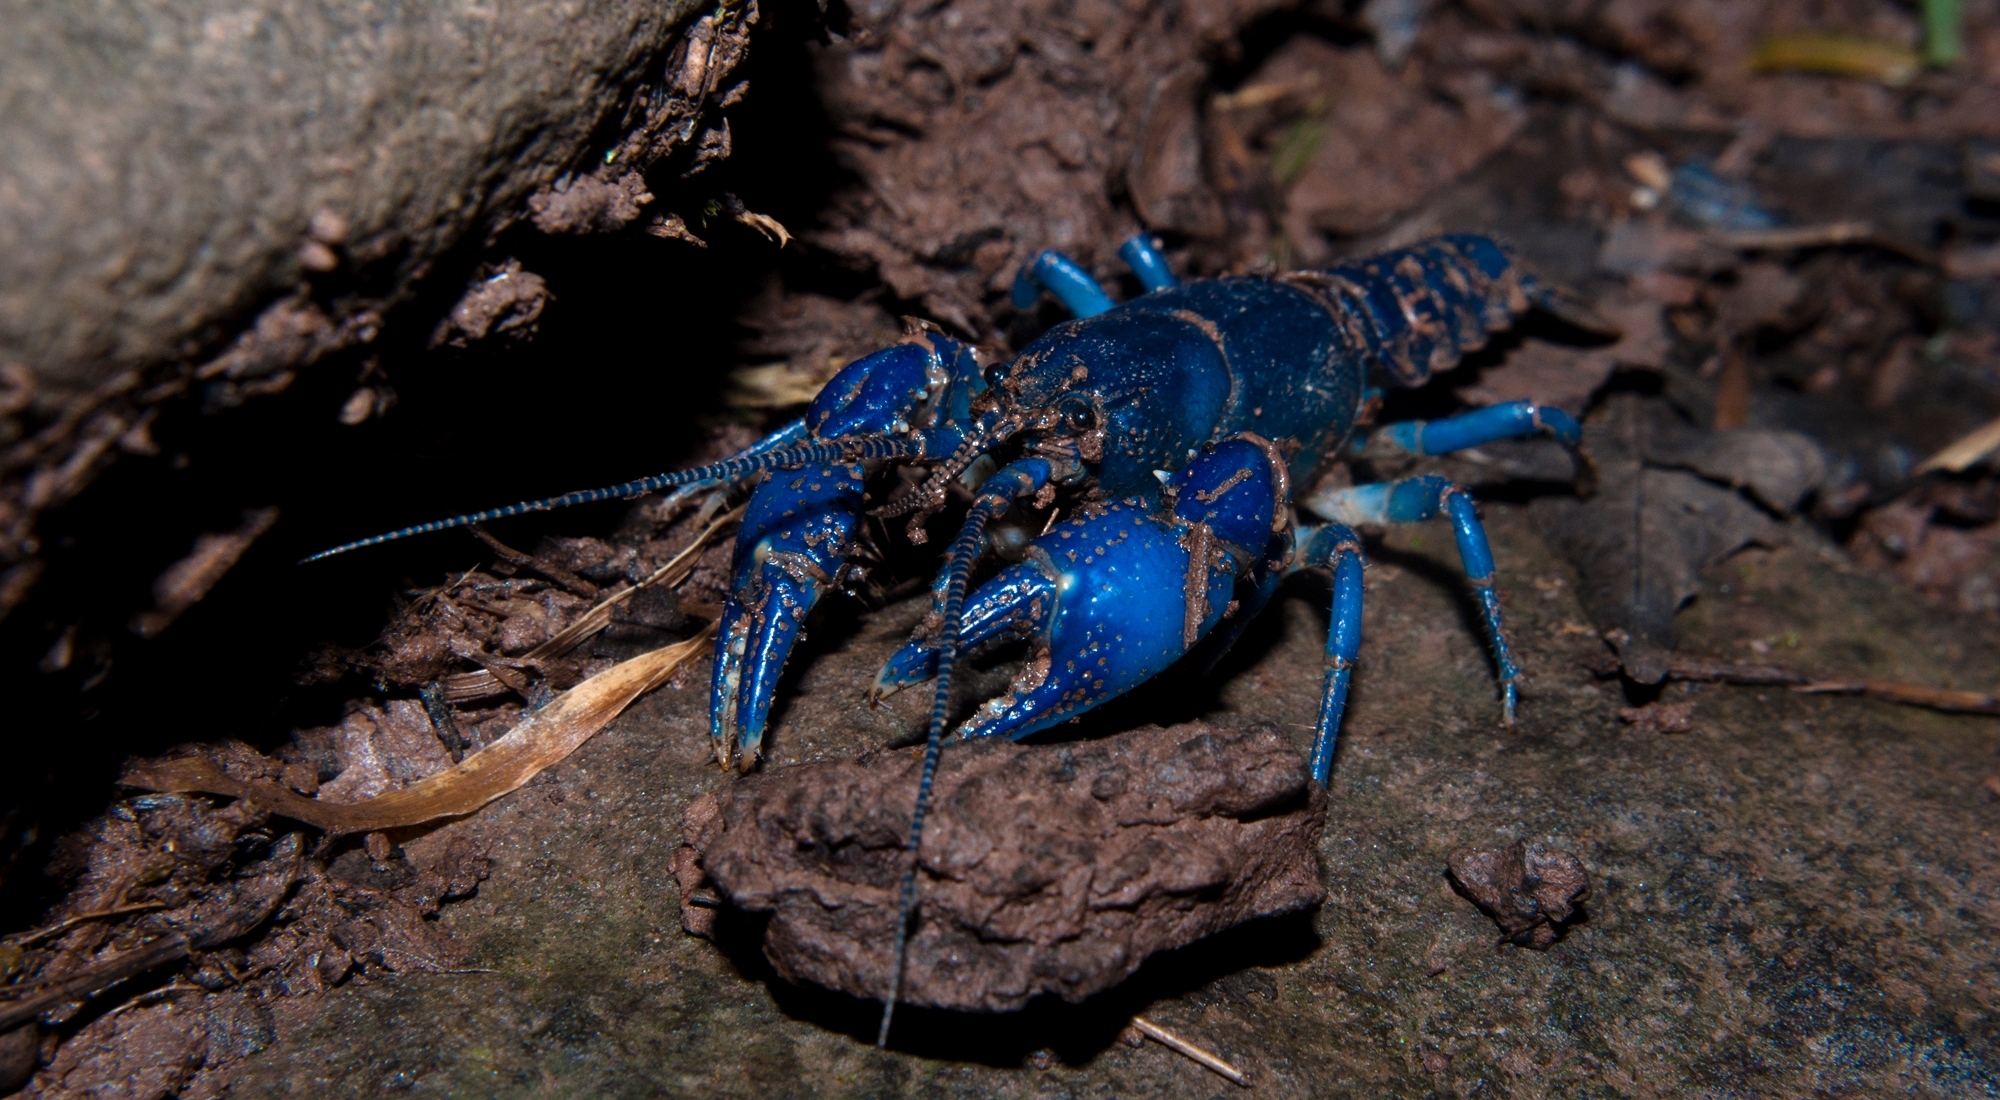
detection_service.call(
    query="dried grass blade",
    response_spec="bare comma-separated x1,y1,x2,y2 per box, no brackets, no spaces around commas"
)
531,506,740,659
439,506,739,701
1750,34,1921,84
1915,414,2000,474
123,624,715,833
1793,679,2000,715
1130,1016,1249,1087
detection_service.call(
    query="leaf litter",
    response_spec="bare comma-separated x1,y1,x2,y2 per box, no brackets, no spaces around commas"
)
1533,394,1795,684
1,468,741,1095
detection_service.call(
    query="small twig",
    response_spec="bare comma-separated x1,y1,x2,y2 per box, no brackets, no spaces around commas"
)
0,935,190,1032
538,504,744,654
467,525,599,598
6,902,168,947
440,506,741,703
1792,679,2000,715
1659,655,1808,686
1714,222,1937,266
1601,656,2000,717
1130,1016,1249,1087
1914,414,2000,475
406,568,479,617
375,945,495,976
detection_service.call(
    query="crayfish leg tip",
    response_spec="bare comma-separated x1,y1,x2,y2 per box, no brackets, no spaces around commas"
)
868,679,912,705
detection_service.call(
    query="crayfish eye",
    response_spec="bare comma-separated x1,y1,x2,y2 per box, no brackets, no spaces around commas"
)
1056,396,1097,432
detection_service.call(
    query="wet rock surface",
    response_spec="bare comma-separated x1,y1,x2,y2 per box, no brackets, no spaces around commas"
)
215,509,2000,1096
686,723,1325,1011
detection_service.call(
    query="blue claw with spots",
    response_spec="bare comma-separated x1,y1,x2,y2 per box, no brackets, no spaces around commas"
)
875,437,1287,741
708,335,995,768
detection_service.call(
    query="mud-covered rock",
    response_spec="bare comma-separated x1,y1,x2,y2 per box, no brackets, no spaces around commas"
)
1446,841,1591,950
688,722,1325,1011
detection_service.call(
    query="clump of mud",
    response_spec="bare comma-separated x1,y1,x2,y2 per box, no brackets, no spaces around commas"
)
685,722,1325,1011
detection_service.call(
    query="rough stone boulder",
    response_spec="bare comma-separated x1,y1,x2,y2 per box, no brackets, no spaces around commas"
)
0,0,752,609
1,0,730,390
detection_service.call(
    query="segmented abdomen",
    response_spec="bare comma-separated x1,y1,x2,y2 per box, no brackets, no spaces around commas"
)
1279,234,1546,389
1007,234,1551,499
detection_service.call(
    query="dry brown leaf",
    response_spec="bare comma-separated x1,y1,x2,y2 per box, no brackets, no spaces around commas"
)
122,625,713,833
1462,296,1667,414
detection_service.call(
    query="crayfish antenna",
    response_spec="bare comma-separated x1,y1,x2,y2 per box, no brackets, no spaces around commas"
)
302,436,920,563
876,502,988,1049
877,459,1051,1049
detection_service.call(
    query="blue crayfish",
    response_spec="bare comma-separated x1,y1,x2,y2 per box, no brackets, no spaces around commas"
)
314,232,1596,1040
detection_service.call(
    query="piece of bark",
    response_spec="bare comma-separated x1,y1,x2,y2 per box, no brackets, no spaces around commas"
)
1446,841,1590,950
687,722,1325,1012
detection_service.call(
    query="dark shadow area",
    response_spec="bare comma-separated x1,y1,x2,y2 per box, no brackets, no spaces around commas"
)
0,0,852,929
706,904,1322,1065
1207,6,1372,92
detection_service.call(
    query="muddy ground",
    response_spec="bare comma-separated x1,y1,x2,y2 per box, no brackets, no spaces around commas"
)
5,0,2000,1096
